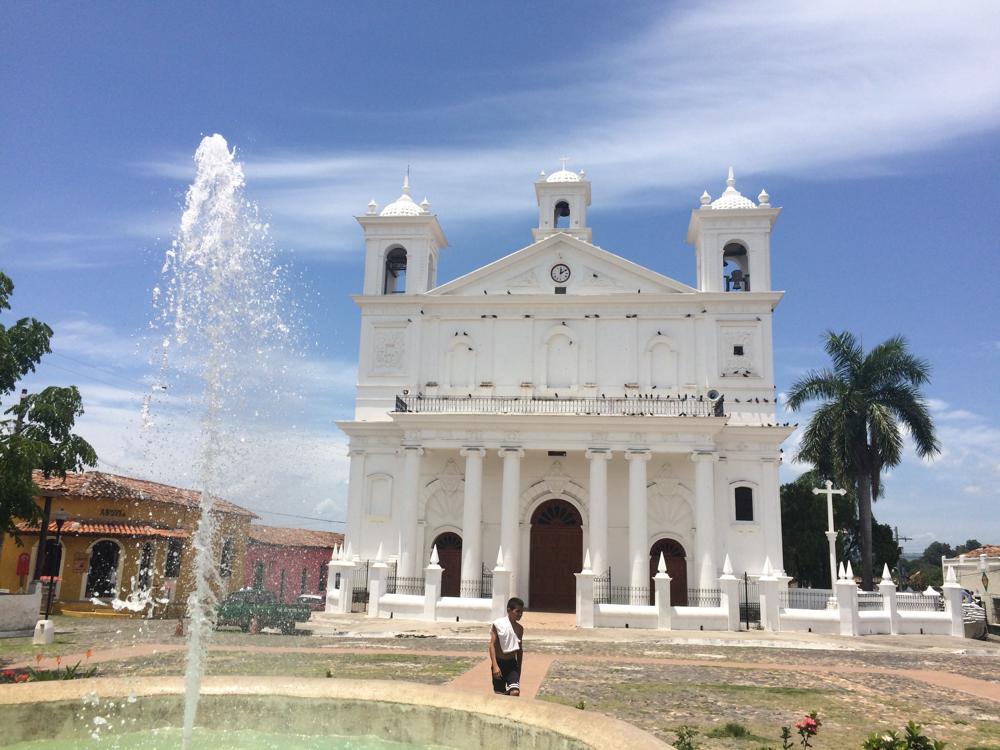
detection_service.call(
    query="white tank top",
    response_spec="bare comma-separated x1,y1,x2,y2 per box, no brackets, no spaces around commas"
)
492,616,520,653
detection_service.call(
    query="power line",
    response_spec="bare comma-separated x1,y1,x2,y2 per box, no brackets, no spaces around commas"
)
50,351,150,390
250,508,345,525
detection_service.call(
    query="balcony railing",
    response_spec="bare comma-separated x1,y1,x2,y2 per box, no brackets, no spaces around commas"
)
394,394,722,417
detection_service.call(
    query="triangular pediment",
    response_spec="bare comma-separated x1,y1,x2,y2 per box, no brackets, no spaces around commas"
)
429,233,695,296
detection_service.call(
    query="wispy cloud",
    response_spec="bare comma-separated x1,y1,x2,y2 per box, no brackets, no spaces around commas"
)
131,3,1000,258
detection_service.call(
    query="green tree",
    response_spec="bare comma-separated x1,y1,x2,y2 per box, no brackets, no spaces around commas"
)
781,471,900,588
786,331,939,590
0,271,97,541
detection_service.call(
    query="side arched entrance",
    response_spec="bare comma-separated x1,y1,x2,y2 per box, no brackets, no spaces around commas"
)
432,532,462,598
529,499,583,612
649,538,688,606
85,540,121,599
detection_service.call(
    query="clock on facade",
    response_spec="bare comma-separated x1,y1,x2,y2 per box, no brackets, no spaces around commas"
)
550,263,571,283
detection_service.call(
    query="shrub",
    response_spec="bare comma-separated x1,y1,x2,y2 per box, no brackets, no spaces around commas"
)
708,722,752,738
673,726,699,750
862,721,946,750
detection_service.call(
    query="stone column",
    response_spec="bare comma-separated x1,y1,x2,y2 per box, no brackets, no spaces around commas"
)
586,449,612,576
718,560,741,632
499,447,524,596
424,557,443,622
399,446,424,577
758,566,780,632
459,447,486,596
491,557,512,621
835,577,859,636
691,451,718,590
878,566,899,635
626,450,652,604
943,567,965,638
367,559,389,618
345,448,366,555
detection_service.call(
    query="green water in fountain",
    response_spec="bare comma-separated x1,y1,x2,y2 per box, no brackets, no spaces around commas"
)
5,728,451,750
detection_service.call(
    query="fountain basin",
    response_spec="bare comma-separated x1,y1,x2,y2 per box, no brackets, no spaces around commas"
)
0,677,674,749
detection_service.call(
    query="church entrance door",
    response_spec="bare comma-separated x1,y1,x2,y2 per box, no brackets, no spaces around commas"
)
649,538,688,606
432,532,462,598
529,499,582,612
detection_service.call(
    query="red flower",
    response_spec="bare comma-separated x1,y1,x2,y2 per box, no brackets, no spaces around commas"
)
14,673,29,683
1,669,14,679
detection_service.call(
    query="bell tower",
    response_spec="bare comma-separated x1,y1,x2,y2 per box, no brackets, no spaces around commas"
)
532,159,592,242
686,168,780,292
357,175,448,295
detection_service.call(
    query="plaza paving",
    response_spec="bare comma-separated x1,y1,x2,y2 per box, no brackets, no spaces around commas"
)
2,612,999,748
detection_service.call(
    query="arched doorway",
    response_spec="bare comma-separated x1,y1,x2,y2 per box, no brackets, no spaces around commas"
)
85,540,120,599
529,499,583,612
649,538,688,606
432,532,462,598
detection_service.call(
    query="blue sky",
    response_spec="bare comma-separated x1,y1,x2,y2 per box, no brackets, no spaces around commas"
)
2,2,998,553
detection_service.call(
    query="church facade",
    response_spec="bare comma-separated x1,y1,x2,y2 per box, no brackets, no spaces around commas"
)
337,166,793,612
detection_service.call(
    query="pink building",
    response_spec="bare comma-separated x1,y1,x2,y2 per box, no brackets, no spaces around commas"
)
243,525,343,603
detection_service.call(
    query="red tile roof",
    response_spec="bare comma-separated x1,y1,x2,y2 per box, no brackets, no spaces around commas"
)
248,524,343,549
965,545,1000,557
16,520,189,539
32,470,256,518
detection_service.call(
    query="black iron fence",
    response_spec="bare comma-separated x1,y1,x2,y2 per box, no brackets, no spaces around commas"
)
386,563,425,596
350,561,369,613
685,588,722,608
896,592,943,612
594,567,612,603
394,394,720,418
781,589,834,610
856,591,884,611
739,573,760,628
460,563,494,599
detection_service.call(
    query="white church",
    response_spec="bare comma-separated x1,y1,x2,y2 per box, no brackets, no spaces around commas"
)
336,165,793,614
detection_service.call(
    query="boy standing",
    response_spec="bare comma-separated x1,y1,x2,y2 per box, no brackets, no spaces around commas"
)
489,597,524,696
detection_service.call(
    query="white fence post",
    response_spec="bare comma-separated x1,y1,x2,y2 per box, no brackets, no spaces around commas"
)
835,566,859,636
333,559,356,615
368,561,388,618
943,567,965,638
719,556,741,632
877,564,899,635
491,549,512,621
758,575,780,632
575,550,595,629
654,572,672,630
424,549,443,621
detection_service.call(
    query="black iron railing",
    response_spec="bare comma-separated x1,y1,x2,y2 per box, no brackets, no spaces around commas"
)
896,592,944,612
394,394,721,418
857,591,884,611
459,564,494,599
781,588,834,610
685,588,722,607
739,573,760,627
350,561,369,613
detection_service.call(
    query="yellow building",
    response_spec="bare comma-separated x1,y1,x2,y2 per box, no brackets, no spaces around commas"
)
0,470,257,617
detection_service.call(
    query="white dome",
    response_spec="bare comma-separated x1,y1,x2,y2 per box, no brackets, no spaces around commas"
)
710,167,757,210
546,169,582,183
380,193,424,217
379,175,427,217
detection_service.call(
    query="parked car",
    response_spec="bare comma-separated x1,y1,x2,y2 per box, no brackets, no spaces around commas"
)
297,594,325,611
216,589,311,634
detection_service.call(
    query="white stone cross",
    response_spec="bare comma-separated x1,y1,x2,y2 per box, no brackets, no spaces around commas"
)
813,479,846,534
814,479,847,592
559,156,570,171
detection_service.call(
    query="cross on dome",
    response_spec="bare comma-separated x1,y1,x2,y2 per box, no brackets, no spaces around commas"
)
545,157,583,183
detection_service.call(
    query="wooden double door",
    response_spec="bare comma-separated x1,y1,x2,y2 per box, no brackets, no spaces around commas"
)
529,499,583,612
648,538,688,606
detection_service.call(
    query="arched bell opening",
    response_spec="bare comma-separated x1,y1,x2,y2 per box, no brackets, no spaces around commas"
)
553,200,571,229
649,537,688,606
383,246,407,294
529,498,583,612
432,531,462,598
723,242,750,291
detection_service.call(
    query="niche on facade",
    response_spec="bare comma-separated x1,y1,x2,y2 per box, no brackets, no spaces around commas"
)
446,336,476,390
543,326,578,390
365,474,393,519
644,335,679,390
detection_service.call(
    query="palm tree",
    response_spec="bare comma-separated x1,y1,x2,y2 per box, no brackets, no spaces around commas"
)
786,331,939,590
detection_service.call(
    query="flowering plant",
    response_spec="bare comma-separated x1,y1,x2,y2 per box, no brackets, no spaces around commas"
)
781,712,821,749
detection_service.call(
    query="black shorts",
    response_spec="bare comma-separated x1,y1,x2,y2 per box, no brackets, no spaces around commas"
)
492,656,521,694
